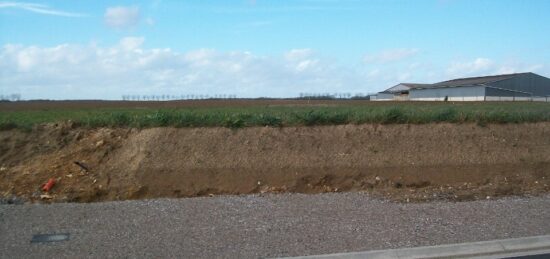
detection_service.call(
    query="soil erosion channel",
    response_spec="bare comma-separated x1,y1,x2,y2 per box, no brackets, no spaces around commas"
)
1,123,549,203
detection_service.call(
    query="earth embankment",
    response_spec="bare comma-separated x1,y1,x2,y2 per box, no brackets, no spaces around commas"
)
1,123,549,203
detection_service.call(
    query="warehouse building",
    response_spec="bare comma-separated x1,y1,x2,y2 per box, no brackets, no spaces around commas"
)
372,83,430,101
374,72,550,101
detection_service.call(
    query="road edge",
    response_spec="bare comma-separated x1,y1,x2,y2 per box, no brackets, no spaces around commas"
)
281,235,550,259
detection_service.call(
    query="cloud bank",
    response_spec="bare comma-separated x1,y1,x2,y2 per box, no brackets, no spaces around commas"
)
0,38,364,99
0,39,546,100
446,58,544,78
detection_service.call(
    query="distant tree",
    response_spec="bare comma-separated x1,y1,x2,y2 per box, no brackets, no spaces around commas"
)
9,94,20,101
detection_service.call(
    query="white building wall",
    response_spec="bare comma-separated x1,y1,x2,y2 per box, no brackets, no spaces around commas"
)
379,84,550,102
486,96,550,102
372,92,395,101
410,86,485,101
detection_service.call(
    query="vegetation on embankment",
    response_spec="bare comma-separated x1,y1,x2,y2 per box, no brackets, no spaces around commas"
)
1,101,550,130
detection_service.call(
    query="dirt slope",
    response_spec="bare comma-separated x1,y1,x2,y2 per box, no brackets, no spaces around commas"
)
1,123,549,203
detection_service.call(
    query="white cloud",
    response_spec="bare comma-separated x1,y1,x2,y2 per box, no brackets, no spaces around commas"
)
0,2,86,17
118,37,145,51
284,48,314,61
2,40,547,100
445,58,544,78
283,48,322,73
104,6,140,29
364,48,419,63
446,58,493,77
0,39,370,99
495,63,543,75
366,69,380,78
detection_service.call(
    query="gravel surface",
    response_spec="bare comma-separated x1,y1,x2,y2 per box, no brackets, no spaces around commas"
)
1,193,549,258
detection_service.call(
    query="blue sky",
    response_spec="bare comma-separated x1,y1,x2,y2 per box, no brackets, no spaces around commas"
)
1,0,550,100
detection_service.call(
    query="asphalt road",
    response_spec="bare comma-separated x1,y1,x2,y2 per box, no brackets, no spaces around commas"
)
1,193,549,258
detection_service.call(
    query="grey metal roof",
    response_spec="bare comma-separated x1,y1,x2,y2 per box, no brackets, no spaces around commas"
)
381,83,431,93
416,72,530,89
400,83,432,88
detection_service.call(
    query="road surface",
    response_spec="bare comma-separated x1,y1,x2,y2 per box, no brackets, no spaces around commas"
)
1,193,549,258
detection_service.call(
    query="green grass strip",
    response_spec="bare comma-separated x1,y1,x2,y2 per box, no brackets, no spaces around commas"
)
1,102,550,130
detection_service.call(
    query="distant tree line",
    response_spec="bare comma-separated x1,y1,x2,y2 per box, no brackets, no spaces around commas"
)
121,94,238,101
298,93,372,100
0,94,22,101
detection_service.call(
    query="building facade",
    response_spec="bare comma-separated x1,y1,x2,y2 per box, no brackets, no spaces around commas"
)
372,83,431,101
376,72,550,101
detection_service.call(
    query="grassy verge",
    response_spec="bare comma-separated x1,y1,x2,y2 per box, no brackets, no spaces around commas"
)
1,102,550,130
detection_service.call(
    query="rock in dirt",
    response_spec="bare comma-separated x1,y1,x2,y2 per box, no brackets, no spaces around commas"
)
40,194,53,200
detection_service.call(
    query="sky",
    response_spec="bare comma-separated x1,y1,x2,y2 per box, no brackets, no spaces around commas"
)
1,0,550,100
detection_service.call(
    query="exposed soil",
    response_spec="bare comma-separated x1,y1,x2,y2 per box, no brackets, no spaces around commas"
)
1,123,550,203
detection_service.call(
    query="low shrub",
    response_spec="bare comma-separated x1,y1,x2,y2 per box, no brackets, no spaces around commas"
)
254,114,283,127
381,107,408,124
224,114,246,128
433,107,458,122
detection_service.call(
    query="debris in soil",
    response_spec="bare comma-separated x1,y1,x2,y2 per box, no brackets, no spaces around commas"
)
41,178,56,192
0,195,25,205
74,161,89,172
1,123,550,203
40,194,53,200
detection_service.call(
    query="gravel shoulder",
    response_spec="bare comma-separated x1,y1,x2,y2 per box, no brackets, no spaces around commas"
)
1,193,550,258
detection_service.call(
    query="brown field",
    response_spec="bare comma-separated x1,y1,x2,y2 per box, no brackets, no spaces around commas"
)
0,99,374,111
1,119,549,203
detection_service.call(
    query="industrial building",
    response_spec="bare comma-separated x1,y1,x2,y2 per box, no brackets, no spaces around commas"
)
373,83,430,101
373,72,550,101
